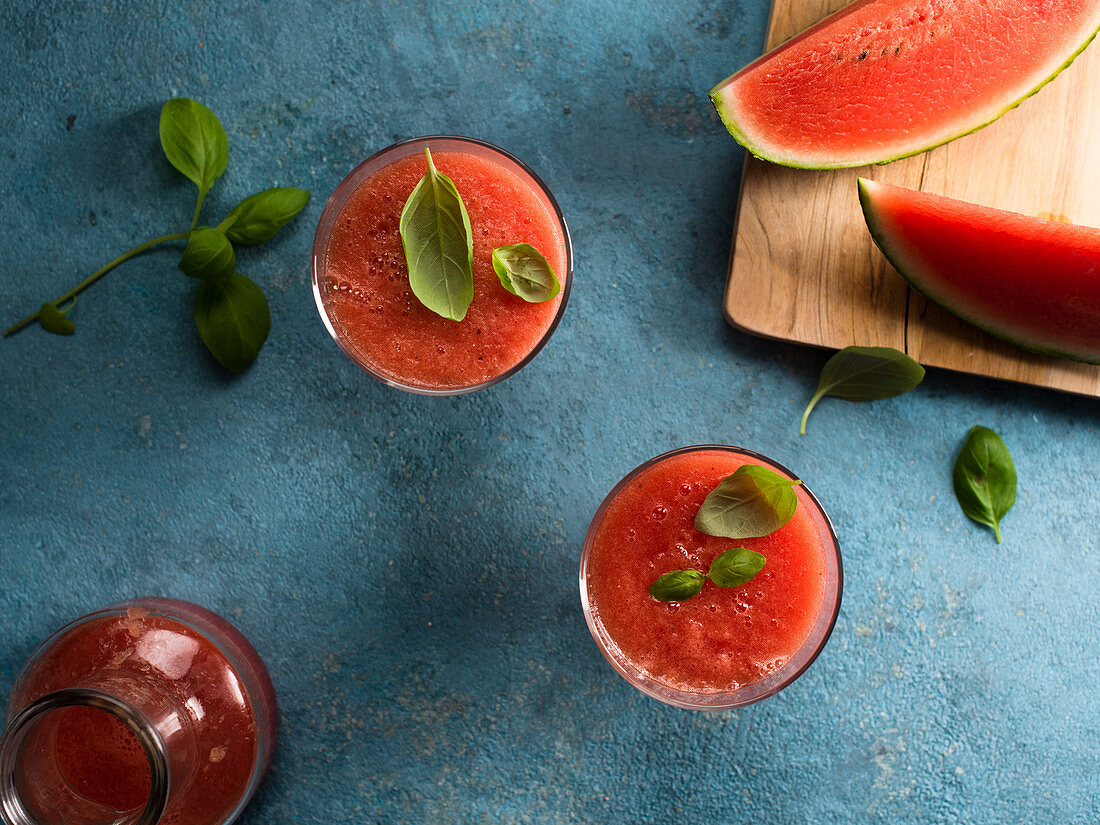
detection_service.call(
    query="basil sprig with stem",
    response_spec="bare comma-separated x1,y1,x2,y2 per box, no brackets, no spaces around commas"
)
4,97,310,373
953,426,1017,543
650,548,766,602
800,345,925,434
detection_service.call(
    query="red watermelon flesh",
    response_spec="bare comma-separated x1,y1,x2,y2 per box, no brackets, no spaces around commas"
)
859,178,1100,363
710,0,1100,169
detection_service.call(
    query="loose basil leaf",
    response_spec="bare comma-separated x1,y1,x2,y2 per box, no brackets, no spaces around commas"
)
953,426,1017,543
649,570,706,602
800,345,925,434
38,301,75,335
491,243,561,303
399,148,474,321
695,464,800,539
707,547,766,588
193,272,270,372
159,98,229,195
178,227,235,280
222,187,311,246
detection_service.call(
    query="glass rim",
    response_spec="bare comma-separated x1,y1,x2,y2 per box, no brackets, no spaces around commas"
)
579,445,843,710
0,688,169,825
310,134,574,396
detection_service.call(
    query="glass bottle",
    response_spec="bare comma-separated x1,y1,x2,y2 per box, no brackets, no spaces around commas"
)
0,599,276,825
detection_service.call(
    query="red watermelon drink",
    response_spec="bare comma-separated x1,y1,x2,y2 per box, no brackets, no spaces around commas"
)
312,136,572,395
580,446,842,709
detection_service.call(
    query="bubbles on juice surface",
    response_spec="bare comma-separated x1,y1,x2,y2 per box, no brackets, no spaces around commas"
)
756,656,790,677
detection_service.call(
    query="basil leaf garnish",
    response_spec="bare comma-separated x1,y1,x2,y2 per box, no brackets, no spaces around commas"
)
193,272,270,372
399,148,474,321
800,345,925,434
159,98,228,197
38,301,76,335
179,227,235,280
5,97,308,372
223,187,311,246
649,549,766,603
649,570,706,602
491,243,561,303
953,426,1017,543
695,464,800,539
707,547,766,588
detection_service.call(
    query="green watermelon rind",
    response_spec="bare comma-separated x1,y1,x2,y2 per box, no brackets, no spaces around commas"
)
857,178,1100,365
710,18,1100,171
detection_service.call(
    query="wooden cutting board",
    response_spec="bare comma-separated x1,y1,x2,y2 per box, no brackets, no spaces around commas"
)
724,0,1100,396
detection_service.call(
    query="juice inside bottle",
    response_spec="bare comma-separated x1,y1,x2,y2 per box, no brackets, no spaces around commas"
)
54,706,152,811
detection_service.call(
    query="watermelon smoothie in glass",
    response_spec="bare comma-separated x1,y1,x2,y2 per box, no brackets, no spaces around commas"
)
312,136,572,395
580,446,842,709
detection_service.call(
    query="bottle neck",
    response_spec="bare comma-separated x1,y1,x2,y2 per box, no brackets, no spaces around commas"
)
0,689,170,825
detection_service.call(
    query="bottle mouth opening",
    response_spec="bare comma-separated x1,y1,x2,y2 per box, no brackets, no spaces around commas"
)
0,689,169,825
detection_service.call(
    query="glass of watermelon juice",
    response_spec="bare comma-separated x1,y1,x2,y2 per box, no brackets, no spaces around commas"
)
580,446,842,709
312,136,572,395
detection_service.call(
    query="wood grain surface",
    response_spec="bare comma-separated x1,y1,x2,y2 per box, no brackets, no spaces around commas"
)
723,0,1100,396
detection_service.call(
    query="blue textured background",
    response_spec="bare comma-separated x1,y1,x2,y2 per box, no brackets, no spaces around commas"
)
2,1,1098,822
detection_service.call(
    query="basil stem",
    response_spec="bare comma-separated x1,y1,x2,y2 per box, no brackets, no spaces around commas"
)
4,233,188,336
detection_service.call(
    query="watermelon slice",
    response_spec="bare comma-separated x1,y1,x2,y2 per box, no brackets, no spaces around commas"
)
858,178,1100,364
710,0,1100,169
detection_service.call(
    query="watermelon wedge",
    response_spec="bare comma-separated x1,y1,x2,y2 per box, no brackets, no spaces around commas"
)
710,0,1100,169
858,178,1100,364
